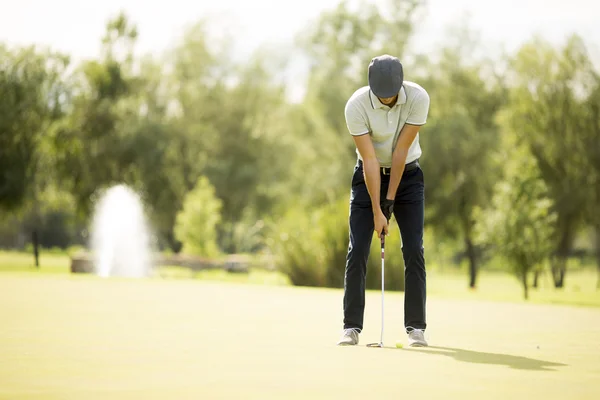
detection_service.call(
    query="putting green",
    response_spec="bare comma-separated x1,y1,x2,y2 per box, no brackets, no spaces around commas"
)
1,273,599,399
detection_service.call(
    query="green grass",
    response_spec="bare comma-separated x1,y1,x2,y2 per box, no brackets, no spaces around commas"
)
426,268,600,308
1,273,599,399
0,250,71,273
1,250,599,307
158,265,292,286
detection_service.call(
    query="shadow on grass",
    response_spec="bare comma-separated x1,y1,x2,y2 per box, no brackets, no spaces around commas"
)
372,346,567,371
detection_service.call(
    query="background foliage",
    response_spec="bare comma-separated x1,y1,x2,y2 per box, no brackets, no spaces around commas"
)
1,0,599,298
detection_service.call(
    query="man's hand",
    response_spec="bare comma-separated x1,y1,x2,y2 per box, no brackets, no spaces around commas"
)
381,199,394,221
374,210,389,238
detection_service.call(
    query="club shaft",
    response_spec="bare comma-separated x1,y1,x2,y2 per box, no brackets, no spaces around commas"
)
380,236,385,344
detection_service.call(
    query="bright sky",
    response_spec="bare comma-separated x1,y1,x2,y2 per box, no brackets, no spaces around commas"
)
1,0,598,99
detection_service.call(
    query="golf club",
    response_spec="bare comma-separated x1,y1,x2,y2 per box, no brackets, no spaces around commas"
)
367,233,385,348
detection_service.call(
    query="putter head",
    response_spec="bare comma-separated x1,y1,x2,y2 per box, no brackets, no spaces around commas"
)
367,342,383,348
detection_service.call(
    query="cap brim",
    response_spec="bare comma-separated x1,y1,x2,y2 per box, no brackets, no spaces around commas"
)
370,85,401,99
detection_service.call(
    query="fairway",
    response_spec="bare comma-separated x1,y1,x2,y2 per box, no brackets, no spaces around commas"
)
1,274,599,399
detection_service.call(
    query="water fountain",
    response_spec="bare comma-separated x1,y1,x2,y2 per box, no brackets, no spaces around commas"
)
89,184,153,278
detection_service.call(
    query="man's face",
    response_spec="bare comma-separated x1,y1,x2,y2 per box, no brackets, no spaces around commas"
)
378,95,398,106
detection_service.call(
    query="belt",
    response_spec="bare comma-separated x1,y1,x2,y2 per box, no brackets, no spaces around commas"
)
358,159,419,175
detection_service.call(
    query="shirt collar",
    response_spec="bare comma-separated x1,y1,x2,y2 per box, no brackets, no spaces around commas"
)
369,85,407,109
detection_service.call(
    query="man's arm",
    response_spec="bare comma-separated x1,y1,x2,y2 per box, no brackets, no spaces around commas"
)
353,134,389,237
345,100,383,212
386,124,422,200
386,89,430,200
353,134,382,211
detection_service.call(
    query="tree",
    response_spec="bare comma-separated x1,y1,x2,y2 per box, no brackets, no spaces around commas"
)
0,45,68,211
174,176,222,257
49,12,185,253
113,54,190,252
164,23,299,253
474,137,556,300
502,35,594,287
51,12,141,218
579,67,600,287
0,44,69,266
416,24,506,288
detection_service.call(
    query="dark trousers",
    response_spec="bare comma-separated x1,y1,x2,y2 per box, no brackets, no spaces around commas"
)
343,160,427,333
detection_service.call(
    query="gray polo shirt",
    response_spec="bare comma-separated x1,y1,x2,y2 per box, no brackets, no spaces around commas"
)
344,81,430,167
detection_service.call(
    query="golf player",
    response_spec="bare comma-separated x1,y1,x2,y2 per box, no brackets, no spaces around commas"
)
337,54,430,347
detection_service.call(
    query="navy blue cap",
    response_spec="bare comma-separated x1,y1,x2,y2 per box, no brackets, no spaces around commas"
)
368,55,404,98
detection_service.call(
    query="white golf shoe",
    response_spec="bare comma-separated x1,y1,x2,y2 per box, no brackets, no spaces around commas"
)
407,329,428,347
337,328,360,346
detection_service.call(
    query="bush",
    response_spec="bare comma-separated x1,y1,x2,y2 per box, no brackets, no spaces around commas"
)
268,198,405,291
219,208,267,255
174,176,222,257
266,204,338,287
474,142,556,299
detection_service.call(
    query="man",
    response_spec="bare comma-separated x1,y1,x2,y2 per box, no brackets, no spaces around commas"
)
337,54,430,347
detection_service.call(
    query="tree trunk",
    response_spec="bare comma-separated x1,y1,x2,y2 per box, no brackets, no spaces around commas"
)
557,267,565,288
533,270,540,289
551,257,559,287
595,224,600,290
551,256,567,288
167,230,182,254
552,219,573,288
465,233,478,289
32,230,39,268
522,270,529,300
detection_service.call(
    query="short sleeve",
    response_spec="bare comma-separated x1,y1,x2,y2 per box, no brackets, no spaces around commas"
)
406,89,430,126
344,101,370,136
